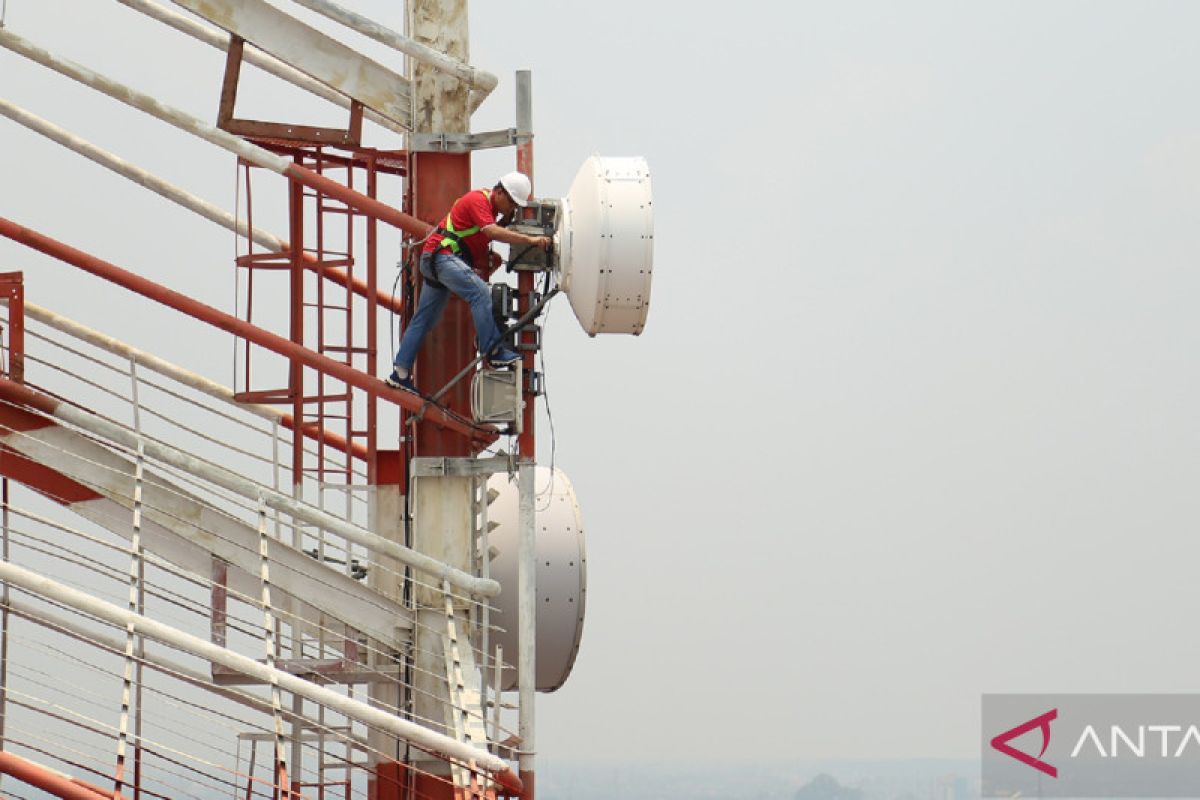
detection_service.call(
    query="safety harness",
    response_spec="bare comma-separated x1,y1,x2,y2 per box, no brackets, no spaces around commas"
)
433,188,491,268
422,189,491,289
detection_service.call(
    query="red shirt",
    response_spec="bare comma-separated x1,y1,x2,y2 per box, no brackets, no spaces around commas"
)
423,188,497,272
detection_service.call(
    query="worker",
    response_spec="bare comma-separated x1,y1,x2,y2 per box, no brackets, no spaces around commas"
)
385,171,551,393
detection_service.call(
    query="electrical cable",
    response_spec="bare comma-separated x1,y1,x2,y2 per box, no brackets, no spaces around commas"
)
415,286,560,414
388,227,437,374
535,296,558,510
388,254,404,367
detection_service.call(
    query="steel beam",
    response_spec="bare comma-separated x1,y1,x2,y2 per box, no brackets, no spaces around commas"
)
516,460,536,795
0,376,498,597
117,0,410,133
0,412,413,647
0,559,522,793
0,751,126,800
410,455,513,478
407,129,524,154
285,0,497,112
3,598,364,753
24,302,369,461
515,70,537,461
0,100,405,317
0,217,491,444
168,0,411,127
0,29,433,240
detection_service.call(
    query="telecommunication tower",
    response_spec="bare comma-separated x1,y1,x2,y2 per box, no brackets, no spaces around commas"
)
0,2,652,799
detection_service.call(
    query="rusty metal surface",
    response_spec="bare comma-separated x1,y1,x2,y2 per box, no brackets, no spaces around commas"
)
288,0,496,111
117,0,411,133
169,0,412,127
0,215,489,444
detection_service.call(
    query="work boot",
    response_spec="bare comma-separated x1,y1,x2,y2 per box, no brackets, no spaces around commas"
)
384,371,416,393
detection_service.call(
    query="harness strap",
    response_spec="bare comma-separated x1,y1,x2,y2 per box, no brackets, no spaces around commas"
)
436,188,491,256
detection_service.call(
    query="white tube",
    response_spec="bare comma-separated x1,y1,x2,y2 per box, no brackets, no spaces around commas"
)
516,460,536,776
0,28,291,174
115,0,409,134
25,302,285,426
0,561,508,774
0,100,283,252
4,597,353,740
25,389,499,597
285,0,496,111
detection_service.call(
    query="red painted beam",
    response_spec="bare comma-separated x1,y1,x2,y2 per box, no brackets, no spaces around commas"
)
279,411,369,462
0,446,103,505
291,244,404,315
0,385,107,505
0,751,127,800
410,151,474,458
0,216,495,446
286,163,434,241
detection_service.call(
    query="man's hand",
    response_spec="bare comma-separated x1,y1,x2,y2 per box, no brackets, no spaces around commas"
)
481,224,553,251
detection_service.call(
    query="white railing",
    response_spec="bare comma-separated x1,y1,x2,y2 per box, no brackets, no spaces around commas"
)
0,303,521,799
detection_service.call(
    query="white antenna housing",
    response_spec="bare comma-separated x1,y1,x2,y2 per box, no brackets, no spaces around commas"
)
557,155,654,336
486,466,586,692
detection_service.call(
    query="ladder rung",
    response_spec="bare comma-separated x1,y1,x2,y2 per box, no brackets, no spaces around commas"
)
301,257,353,269
296,392,352,404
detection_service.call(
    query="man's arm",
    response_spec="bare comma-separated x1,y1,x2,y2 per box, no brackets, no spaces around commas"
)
481,224,551,250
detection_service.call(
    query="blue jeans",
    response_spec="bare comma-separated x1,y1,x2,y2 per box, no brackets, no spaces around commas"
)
392,252,505,371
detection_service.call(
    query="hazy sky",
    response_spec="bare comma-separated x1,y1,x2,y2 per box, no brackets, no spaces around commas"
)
3,0,1200,769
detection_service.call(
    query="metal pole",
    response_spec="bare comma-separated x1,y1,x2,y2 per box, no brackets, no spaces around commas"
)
24,302,369,461
515,70,537,460
516,460,536,798
0,29,432,238
514,67,539,799
0,376,499,597
0,99,406,315
0,477,9,762
115,0,409,135
0,558,522,791
402,3,476,793
130,360,146,800
0,751,129,800
0,217,490,443
284,0,498,108
515,70,533,143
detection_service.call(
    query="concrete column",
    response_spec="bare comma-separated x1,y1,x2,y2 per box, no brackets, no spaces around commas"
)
411,475,473,772
517,460,537,796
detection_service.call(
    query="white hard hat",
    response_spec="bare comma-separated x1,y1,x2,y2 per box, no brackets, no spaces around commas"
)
499,171,533,207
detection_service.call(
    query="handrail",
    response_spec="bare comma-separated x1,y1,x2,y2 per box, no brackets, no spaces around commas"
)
24,301,369,462
0,375,499,597
0,751,124,800
115,0,410,135
0,99,405,316
0,28,434,240
0,216,493,445
0,561,522,795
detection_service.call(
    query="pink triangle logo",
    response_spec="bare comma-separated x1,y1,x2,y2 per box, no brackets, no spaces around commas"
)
991,709,1058,778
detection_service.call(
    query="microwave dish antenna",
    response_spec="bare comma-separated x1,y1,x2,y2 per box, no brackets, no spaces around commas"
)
555,155,654,336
